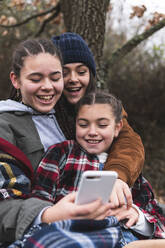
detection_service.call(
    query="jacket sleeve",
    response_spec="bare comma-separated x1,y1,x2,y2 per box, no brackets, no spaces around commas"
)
0,197,53,243
132,175,165,239
104,108,145,187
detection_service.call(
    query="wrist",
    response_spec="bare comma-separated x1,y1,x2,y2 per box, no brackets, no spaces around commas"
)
41,207,54,223
41,208,50,223
41,205,65,223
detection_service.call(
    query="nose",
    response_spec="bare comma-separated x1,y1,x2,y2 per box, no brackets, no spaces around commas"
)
88,125,98,137
41,78,53,90
69,71,79,83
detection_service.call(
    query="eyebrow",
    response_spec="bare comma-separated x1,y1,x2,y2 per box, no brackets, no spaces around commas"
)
97,118,110,121
50,71,62,76
77,118,88,121
28,71,62,77
77,118,110,121
63,63,86,69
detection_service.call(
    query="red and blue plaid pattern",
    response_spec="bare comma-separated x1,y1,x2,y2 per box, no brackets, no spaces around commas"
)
8,217,121,248
33,140,100,202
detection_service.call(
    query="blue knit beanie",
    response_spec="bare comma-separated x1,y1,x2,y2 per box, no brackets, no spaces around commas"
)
52,32,96,76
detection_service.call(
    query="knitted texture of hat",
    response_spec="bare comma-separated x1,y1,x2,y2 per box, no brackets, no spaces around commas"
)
52,32,96,76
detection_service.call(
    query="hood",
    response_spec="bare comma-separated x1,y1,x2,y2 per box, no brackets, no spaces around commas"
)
0,99,55,115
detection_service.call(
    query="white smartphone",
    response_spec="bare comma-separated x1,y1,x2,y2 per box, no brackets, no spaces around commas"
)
75,170,118,205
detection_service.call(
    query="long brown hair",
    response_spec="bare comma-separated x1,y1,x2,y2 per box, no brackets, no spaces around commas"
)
55,70,97,140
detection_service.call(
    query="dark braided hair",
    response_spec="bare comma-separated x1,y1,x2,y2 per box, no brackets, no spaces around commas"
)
76,90,123,123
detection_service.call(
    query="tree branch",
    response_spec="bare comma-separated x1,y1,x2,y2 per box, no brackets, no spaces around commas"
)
0,4,60,28
108,18,165,67
34,3,60,37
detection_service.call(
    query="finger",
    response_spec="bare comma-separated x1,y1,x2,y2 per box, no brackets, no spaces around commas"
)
110,191,120,208
117,191,127,206
125,216,137,228
114,210,128,221
111,186,126,207
94,203,112,220
95,209,111,220
74,198,102,217
89,202,111,219
123,187,133,208
67,191,76,202
117,183,132,207
108,205,127,217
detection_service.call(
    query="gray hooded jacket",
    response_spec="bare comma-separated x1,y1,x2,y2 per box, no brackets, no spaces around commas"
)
0,99,65,243
0,99,65,168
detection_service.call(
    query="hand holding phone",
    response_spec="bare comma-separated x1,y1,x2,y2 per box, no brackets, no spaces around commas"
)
75,171,118,205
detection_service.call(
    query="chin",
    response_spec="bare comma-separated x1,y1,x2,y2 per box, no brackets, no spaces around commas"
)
86,149,98,155
69,98,80,105
37,106,53,113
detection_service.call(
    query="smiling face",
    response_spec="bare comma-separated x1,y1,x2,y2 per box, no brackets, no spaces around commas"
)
76,104,122,155
63,63,90,104
10,53,64,113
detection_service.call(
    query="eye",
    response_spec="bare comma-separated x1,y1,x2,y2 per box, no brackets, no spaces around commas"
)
28,73,42,83
98,124,108,128
63,68,69,77
50,72,62,82
79,124,88,128
77,120,88,128
98,121,109,128
51,76,61,82
30,78,41,83
77,65,89,75
78,70,86,75
78,123,88,128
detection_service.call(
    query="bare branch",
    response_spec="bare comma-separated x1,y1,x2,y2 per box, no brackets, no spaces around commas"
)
34,3,60,37
108,18,165,68
0,4,59,28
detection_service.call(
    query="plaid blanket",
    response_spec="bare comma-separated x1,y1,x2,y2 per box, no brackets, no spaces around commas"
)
0,137,33,200
8,217,121,248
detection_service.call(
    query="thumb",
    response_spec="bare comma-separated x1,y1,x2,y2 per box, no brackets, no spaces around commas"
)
67,191,76,202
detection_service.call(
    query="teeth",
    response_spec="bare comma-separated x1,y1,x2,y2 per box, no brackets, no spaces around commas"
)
38,95,53,100
67,87,80,92
87,140,100,144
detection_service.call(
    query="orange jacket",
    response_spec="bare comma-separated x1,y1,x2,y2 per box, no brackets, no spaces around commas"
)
104,109,144,187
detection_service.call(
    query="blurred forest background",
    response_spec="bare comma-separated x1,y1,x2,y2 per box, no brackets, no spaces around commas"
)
0,0,165,202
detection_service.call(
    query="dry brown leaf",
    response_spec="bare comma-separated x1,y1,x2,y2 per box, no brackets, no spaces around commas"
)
130,5,147,19
10,0,25,10
0,15,8,25
146,12,165,29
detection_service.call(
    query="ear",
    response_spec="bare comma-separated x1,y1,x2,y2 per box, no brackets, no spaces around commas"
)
114,120,123,138
10,71,21,89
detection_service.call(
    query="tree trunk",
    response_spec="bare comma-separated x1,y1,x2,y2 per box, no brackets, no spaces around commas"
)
60,0,110,87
